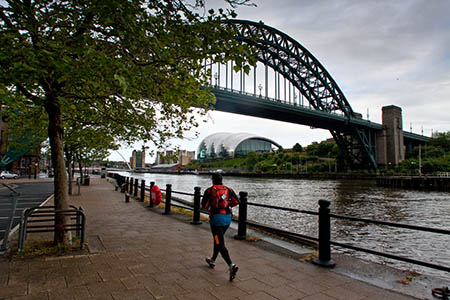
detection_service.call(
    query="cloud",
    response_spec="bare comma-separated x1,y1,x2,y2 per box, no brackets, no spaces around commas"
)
110,0,450,161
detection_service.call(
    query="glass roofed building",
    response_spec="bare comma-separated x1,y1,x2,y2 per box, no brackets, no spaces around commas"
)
197,132,281,160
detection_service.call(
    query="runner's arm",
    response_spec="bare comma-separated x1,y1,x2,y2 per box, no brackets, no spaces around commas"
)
201,188,211,209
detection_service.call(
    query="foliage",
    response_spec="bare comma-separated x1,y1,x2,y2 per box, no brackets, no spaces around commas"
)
1,0,257,244
292,142,303,152
305,140,337,158
11,240,82,258
189,149,338,174
398,131,450,174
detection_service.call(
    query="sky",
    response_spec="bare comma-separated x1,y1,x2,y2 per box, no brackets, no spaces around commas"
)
108,0,450,163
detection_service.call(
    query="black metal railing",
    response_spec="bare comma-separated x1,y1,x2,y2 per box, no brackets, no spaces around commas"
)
18,205,85,251
109,173,450,274
0,183,20,251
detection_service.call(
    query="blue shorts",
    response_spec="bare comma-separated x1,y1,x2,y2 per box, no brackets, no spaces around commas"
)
210,214,232,227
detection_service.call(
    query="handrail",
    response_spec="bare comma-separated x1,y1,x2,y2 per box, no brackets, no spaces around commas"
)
0,184,20,251
330,240,450,273
247,201,318,215
110,173,450,274
18,206,85,251
329,213,450,235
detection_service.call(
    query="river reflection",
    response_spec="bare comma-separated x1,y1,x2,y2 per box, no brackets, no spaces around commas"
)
116,172,450,279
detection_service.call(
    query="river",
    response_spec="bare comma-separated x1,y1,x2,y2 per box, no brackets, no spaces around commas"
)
115,172,450,280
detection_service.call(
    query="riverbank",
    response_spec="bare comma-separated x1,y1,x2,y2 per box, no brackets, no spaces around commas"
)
377,175,450,191
144,170,450,191
146,169,379,180
2,177,439,299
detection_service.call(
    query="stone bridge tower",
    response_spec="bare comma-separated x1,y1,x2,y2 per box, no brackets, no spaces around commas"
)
376,105,405,168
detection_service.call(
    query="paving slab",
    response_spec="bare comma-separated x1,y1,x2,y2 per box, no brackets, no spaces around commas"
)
0,177,439,299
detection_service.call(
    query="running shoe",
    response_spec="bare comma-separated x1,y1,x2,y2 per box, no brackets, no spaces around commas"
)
229,264,238,281
205,257,215,269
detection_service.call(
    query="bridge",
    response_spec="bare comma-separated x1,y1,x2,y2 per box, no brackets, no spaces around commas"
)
205,20,429,169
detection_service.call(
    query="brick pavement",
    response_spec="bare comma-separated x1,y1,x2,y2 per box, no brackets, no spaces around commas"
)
0,177,420,300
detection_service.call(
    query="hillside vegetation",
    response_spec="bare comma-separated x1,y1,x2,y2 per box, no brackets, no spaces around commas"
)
188,132,450,175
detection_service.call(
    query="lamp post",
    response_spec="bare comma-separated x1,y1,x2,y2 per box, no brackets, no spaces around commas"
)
258,83,263,97
419,144,422,176
214,72,218,86
34,160,38,179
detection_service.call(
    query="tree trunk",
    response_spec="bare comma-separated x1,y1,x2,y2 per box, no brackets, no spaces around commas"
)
78,155,83,183
44,96,69,245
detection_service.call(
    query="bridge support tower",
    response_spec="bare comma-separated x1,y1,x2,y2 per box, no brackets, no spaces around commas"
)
377,105,405,168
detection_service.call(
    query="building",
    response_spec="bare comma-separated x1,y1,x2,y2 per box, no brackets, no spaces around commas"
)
0,114,42,176
197,132,281,160
130,150,145,169
155,150,195,165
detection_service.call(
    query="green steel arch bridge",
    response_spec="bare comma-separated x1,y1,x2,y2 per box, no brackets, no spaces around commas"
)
208,20,429,169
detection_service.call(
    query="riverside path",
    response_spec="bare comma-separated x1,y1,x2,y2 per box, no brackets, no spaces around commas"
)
0,177,424,299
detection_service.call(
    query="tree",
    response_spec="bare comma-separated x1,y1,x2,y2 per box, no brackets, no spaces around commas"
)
246,151,258,171
292,143,302,153
0,0,256,245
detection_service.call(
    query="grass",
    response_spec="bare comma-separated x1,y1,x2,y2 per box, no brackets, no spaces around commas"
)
10,238,84,258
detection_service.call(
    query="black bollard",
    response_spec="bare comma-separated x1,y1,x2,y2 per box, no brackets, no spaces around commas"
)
140,180,145,202
129,177,133,196
312,199,336,268
148,181,155,207
190,187,202,225
126,177,129,193
134,179,138,198
234,191,248,240
163,184,172,215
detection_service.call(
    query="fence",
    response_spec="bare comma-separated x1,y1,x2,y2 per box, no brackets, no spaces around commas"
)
0,183,20,251
18,205,85,251
107,172,450,273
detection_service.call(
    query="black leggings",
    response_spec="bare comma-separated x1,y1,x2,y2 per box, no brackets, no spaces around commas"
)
210,225,232,265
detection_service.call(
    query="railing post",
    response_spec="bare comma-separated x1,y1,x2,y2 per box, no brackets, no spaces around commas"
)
163,184,172,215
129,177,133,195
234,191,248,240
190,187,202,225
126,177,129,192
140,180,145,202
148,181,155,207
134,178,138,197
312,199,336,268
76,206,81,237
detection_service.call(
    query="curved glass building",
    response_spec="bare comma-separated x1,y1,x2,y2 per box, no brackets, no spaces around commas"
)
197,132,281,160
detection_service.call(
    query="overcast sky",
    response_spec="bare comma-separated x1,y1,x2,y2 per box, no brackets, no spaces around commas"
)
108,0,450,163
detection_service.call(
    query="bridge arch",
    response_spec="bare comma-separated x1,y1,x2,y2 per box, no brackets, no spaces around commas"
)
225,20,354,117
217,19,377,169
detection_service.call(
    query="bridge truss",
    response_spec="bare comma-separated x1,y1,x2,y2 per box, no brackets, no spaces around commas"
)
217,20,379,169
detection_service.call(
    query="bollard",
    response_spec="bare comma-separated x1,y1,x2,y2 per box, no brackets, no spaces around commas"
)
312,199,336,268
125,193,130,203
76,206,84,238
129,177,134,196
134,178,139,197
126,177,129,193
234,191,248,240
190,187,202,225
163,184,172,215
148,181,155,207
140,180,145,202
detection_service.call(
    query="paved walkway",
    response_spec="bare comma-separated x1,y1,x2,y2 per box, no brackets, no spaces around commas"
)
0,178,424,299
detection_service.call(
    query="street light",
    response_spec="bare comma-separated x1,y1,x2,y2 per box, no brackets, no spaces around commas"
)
258,83,263,97
34,161,38,179
214,72,218,86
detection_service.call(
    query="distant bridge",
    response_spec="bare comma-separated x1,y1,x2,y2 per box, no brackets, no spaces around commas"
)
206,20,429,169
